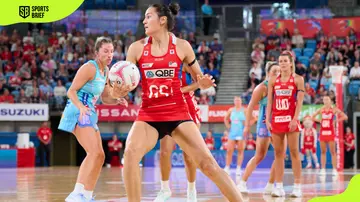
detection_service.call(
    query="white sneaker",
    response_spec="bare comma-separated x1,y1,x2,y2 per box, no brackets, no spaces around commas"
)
263,184,274,195
236,167,242,176
154,189,172,202
187,189,197,202
237,181,249,194
65,192,86,202
319,169,326,175
332,169,338,176
224,167,230,175
271,187,285,197
290,188,302,198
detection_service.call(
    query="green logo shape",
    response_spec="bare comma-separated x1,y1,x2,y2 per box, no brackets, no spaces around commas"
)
309,174,360,202
19,6,30,19
0,0,84,26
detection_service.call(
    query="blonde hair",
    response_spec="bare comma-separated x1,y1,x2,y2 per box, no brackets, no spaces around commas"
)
265,61,278,78
279,51,295,73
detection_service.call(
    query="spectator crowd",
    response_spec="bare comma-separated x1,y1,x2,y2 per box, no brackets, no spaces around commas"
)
245,27,360,105
0,28,223,108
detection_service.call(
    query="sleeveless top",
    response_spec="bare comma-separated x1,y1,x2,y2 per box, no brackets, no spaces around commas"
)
303,128,315,146
320,107,335,136
74,60,107,111
257,80,268,124
229,108,246,135
271,74,298,124
136,33,191,121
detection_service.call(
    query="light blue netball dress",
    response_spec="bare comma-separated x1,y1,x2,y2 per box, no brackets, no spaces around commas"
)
229,108,246,140
58,60,106,133
256,80,271,138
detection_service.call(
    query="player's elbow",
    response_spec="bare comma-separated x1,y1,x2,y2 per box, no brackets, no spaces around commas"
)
67,89,75,99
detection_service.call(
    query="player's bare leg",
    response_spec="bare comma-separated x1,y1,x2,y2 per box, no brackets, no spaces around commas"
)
172,122,243,201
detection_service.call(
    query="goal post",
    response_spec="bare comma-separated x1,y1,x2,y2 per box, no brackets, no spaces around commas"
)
329,65,344,171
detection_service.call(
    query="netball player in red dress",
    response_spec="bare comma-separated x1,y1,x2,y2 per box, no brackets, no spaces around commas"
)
154,64,200,202
123,3,243,202
311,95,348,176
300,116,320,169
266,51,304,197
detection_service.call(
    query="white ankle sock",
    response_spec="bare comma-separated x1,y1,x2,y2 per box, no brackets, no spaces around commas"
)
161,180,170,191
276,182,283,188
265,182,274,188
73,183,84,194
188,181,196,191
294,183,301,189
83,190,93,200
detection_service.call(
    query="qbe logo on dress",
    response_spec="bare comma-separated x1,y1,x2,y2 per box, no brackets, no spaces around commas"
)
144,68,175,79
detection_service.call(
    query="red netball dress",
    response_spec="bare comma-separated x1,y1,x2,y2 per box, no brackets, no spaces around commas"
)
301,128,316,153
137,34,191,122
181,71,201,124
271,74,300,134
319,108,335,142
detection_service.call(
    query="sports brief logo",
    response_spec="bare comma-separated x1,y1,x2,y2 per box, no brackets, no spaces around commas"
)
19,6,50,19
19,6,30,19
144,68,175,79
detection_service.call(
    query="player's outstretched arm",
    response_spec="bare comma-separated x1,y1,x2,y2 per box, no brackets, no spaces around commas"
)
179,39,215,89
181,64,200,93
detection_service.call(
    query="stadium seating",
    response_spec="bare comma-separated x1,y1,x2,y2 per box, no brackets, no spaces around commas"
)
298,56,310,68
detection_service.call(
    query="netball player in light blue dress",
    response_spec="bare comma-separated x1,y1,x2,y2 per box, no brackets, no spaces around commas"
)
238,62,281,194
224,96,247,175
58,37,129,202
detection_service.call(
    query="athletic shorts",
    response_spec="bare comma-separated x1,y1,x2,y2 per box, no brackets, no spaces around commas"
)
257,121,271,138
146,120,193,140
58,103,99,133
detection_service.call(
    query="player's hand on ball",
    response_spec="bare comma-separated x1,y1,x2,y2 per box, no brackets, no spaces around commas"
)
111,80,132,98
117,97,128,107
197,74,216,89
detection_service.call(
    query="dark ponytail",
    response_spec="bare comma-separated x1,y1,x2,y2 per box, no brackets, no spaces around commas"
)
168,2,180,16
150,2,180,31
